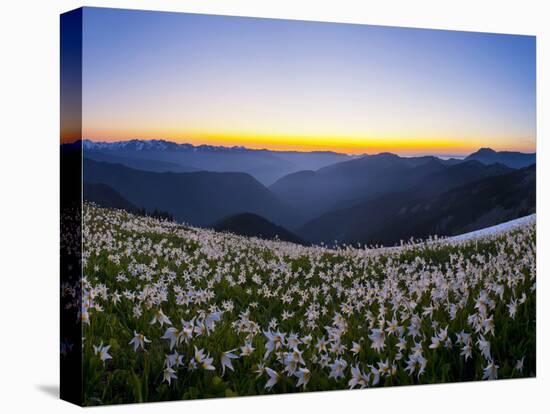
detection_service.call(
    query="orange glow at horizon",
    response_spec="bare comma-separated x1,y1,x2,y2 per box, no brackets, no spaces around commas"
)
81,127,536,156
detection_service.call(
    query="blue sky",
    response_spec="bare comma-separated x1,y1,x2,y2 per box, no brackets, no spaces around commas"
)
78,7,536,155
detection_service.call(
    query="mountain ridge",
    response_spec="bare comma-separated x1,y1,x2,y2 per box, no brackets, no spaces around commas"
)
465,147,535,168
79,139,354,185
270,153,512,224
299,164,536,246
212,213,307,245
82,138,353,156
82,158,293,227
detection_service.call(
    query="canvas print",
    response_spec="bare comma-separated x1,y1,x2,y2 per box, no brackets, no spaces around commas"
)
60,7,536,406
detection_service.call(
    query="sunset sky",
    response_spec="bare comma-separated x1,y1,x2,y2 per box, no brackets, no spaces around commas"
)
72,7,536,155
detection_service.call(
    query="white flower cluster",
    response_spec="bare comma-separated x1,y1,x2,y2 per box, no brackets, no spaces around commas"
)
82,204,535,399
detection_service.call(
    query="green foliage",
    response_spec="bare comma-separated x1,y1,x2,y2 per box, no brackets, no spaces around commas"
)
81,205,536,405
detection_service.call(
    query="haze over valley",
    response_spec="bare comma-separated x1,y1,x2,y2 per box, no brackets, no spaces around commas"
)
70,139,536,246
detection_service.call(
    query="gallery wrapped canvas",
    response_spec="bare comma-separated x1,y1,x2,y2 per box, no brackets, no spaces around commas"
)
60,7,536,406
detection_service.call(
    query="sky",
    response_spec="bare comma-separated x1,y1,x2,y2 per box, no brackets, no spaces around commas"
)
70,7,536,155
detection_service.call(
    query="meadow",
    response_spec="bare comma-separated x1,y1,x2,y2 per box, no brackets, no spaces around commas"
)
80,203,536,405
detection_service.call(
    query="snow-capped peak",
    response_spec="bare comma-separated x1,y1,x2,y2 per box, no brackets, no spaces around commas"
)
82,139,254,153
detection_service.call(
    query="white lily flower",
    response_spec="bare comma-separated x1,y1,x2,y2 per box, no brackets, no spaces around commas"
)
129,331,151,352
264,367,280,390
150,308,172,327
163,366,177,385
161,327,180,350
515,357,525,373
295,367,311,388
240,341,255,357
328,358,347,379
477,334,491,360
220,349,239,376
93,342,112,365
482,360,499,380
368,328,386,353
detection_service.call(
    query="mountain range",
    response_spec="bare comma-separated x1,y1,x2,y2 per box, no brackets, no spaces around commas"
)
465,147,535,168
83,139,353,185
83,158,289,227
72,140,536,246
83,182,139,212
300,164,535,246
270,154,513,220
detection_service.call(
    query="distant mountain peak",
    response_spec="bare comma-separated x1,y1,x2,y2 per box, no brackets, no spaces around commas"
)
212,212,307,245
83,139,189,152
465,147,535,169
473,147,497,155
82,138,351,156
372,152,400,158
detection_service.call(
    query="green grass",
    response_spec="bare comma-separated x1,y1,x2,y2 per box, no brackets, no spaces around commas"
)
81,204,536,405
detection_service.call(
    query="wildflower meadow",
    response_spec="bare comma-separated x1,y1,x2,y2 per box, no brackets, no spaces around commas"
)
79,204,536,405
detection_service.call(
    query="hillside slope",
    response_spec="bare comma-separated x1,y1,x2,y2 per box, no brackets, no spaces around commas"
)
212,213,307,245
271,153,511,224
300,164,535,246
83,158,290,226
81,203,536,404
83,182,139,212
83,139,352,185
